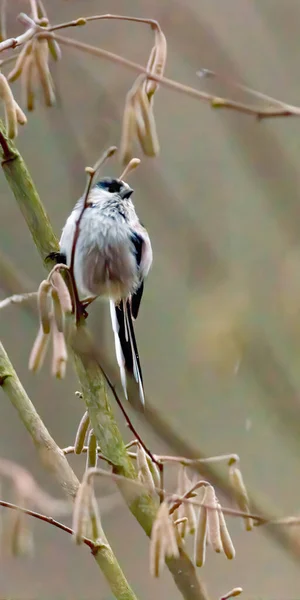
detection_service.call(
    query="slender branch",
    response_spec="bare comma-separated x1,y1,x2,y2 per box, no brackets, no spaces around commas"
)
49,15,163,33
53,34,300,120
0,499,96,551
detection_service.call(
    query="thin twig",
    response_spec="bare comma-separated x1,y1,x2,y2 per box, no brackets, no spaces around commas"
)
0,499,97,550
53,34,300,120
49,15,163,33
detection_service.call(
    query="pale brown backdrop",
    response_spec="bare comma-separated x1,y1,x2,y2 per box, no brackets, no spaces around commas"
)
1,1,300,599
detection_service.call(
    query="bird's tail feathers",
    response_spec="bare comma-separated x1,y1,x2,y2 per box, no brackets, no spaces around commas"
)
109,299,145,407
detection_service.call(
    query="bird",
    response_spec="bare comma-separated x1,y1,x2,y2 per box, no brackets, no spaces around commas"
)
49,177,152,407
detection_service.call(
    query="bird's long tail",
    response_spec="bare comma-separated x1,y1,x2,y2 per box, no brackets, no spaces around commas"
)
109,299,145,407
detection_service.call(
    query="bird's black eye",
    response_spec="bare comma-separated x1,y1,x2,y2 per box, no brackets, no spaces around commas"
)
96,178,122,194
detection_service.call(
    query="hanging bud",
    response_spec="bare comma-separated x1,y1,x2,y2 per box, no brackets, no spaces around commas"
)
149,501,179,578
72,479,93,545
51,271,72,314
51,287,64,333
146,26,167,99
28,324,50,372
0,74,18,139
194,488,208,567
119,92,137,166
33,40,55,107
7,42,33,82
175,465,188,538
218,503,235,560
137,444,156,494
229,462,253,531
206,485,223,553
51,320,67,379
37,280,52,334
21,55,35,112
86,430,97,470
14,101,27,125
134,81,160,156
74,411,90,455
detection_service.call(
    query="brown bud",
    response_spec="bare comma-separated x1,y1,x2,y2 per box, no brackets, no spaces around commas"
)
74,411,90,455
37,280,52,334
28,325,50,372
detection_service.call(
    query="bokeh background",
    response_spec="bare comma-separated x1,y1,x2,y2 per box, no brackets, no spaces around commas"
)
1,0,300,598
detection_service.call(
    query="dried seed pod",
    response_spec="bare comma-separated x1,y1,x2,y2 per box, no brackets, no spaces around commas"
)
0,74,17,139
37,280,52,334
33,39,55,107
21,55,35,111
28,324,50,372
7,41,32,82
51,287,64,333
86,430,97,470
206,485,223,553
72,479,93,545
119,93,137,166
51,271,72,314
229,463,253,531
146,26,167,99
137,444,156,494
74,411,90,455
51,320,67,379
194,488,208,567
218,503,235,559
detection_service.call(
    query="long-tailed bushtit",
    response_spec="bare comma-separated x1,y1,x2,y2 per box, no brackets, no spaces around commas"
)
50,177,152,406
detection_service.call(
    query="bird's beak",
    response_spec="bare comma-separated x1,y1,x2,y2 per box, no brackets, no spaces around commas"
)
120,187,134,199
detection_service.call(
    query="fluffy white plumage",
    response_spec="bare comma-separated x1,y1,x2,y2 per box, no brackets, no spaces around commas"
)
59,177,152,407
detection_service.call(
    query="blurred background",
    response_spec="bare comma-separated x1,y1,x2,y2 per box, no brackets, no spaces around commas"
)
1,0,300,598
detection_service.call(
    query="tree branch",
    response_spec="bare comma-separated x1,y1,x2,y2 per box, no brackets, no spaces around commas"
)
0,120,209,600
0,340,139,600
